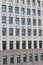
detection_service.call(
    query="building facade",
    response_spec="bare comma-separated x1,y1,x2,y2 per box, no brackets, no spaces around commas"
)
0,0,43,65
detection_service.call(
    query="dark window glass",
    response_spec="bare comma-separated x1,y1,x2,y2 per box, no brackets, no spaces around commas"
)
23,54,27,62
17,55,21,63
22,29,25,36
16,41,20,49
35,54,38,61
9,28,13,36
22,41,26,49
9,41,13,50
40,53,43,60
34,41,37,49
2,28,7,36
39,41,42,48
10,55,14,64
3,56,7,64
28,41,31,49
2,41,7,50
2,16,6,24
9,17,13,24
29,54,33,62
16,28,19,36
9,6,13,13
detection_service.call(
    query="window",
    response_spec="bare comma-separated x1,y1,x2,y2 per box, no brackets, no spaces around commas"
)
21,18,25,25
3,56,7,64
15,18,19,24
15,7,19,14
9,6,13,13
21,8,25,14
2,28,7,36
9,41,13,50
38,19,41,26
27,18,31,25
27,0,30,5
29,54,33,62
15,0,19,3
2,41,7,50
35,54,38,61
32,9,36,15
2,16,6,23
33,29,37,36
28,29,31,36
39,41,42,48
21,0,24,4
9,28,13,36
42,1,43,7
16,28,19,36
9,17,13,24
23,54,27,62
22,29,25,36
17,55,21,63
39,29,42,36
37,0,40,6
10,55,14,64
27,8,30,15
2,5,6,12
38,10,41,16
32,0,35,6
34,41,37,49
40,53,43,60
22,41,26,49
33,19,36,25
16,41,20,49
28,41,31,49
